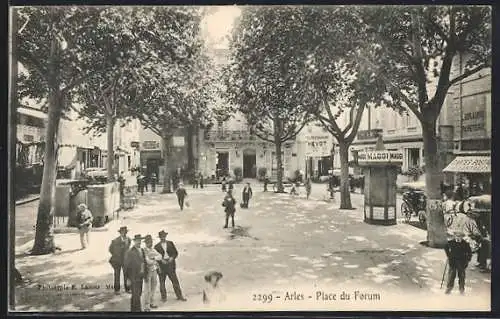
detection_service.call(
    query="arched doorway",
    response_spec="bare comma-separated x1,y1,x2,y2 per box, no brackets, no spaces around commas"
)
243,148,257,178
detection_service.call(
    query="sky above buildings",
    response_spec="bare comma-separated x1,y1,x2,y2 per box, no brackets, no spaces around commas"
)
201,6,241,50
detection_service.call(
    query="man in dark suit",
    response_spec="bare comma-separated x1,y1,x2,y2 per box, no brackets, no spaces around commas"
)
108,226,132,294
444,231,473,295
124,234,147,311
154,230,187,302
241,183,253,208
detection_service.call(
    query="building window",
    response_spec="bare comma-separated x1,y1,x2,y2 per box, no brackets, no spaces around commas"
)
461,139,490,151
23,134,34,142
90,153,99,168
407,148,420,168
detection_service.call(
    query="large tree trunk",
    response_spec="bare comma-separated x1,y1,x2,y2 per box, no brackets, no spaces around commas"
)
274,139,285,193
186,125,195,173
422,119,447,248
106,114,115,181
338,140,353,209
161,134,172,194
31,90,63,255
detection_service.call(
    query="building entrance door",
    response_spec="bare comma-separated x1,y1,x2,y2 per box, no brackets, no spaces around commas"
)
146,159,160,179
216,151,229,178
243,149,257,178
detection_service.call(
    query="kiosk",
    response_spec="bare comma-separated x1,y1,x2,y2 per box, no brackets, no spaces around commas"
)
357,137,403,225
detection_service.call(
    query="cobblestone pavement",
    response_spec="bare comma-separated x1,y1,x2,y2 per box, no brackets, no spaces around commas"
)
13,181,490,311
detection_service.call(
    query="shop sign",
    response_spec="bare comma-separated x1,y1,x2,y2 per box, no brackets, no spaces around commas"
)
143,140,160,150
357,151,404,164
461,94,487,139
130,141,140,148
357,129,383,140
305,135,332,157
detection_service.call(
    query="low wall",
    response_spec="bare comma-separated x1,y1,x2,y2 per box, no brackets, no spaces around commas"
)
86,182,120,227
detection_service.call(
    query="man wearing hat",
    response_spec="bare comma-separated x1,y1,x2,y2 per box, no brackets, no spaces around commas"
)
154,230,187,302
444,231,473,295
175,183,188,211
124,234,147,311
108,226,132,294
142,234,163,311
76,203,93,250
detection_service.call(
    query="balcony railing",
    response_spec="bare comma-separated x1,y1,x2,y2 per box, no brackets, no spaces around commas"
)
204,129,257,142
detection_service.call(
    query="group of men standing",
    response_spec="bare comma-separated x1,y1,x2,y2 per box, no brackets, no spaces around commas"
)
109,227,186,312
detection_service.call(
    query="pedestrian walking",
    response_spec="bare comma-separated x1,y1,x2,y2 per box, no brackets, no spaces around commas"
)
199,173,204,189
241,182,253,208
76,203,93,250
124,234,147,312
263,177,269,192
143,174,149,192
108,226,132,295
328,175,335,199
444,231,472,295
289,184,299,196
454,183,466,201
150,173,157,193
222,189,237,229
476,224,490,272
193,172,199,189
228,177,234,192
142,235,163,311
305,178,312,200
203,271,225,305
154,230,187,302
221,176,227,192
136,173,144,195
118,171,126,197
176,183,188,211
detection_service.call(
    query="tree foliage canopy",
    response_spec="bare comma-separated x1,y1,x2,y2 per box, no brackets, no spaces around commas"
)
359,6,491,122
225,7,318,144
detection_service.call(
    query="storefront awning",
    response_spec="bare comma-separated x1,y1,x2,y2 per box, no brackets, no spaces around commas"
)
443,156,490,173
57,146,78,170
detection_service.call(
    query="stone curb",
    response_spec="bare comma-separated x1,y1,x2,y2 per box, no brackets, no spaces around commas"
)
15,195,40,206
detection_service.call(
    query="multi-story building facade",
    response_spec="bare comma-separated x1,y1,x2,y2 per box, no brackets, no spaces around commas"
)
16,106,46,167
442,54,491,189
16,102,141,180
346,53,491,188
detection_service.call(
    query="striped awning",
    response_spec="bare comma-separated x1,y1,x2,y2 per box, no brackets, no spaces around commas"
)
443,156,491,173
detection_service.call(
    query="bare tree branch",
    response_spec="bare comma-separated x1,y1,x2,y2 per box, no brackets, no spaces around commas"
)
252,128,275,143
341,106,357,136
448,64,489,86
346,104,366,142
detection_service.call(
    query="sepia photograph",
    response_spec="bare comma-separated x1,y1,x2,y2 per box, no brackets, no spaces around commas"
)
8,4,492,313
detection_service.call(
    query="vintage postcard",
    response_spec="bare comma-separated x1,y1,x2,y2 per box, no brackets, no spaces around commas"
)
8,5,491,313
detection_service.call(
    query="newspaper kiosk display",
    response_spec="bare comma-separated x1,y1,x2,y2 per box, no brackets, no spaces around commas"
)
357,147,403,226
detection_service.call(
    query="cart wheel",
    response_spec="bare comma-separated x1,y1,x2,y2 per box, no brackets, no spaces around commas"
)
418,210,427,227
401,202,411,223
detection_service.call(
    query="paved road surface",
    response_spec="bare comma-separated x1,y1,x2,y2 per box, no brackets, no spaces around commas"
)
13,181,489,312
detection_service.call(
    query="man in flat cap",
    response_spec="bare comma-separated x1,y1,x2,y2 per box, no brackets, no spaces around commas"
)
109,226,132,294
124,234,147,311
154,230,187,302
444,231,473,295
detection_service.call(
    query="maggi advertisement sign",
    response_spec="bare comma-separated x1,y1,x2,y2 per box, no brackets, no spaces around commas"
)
357,151,404,164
